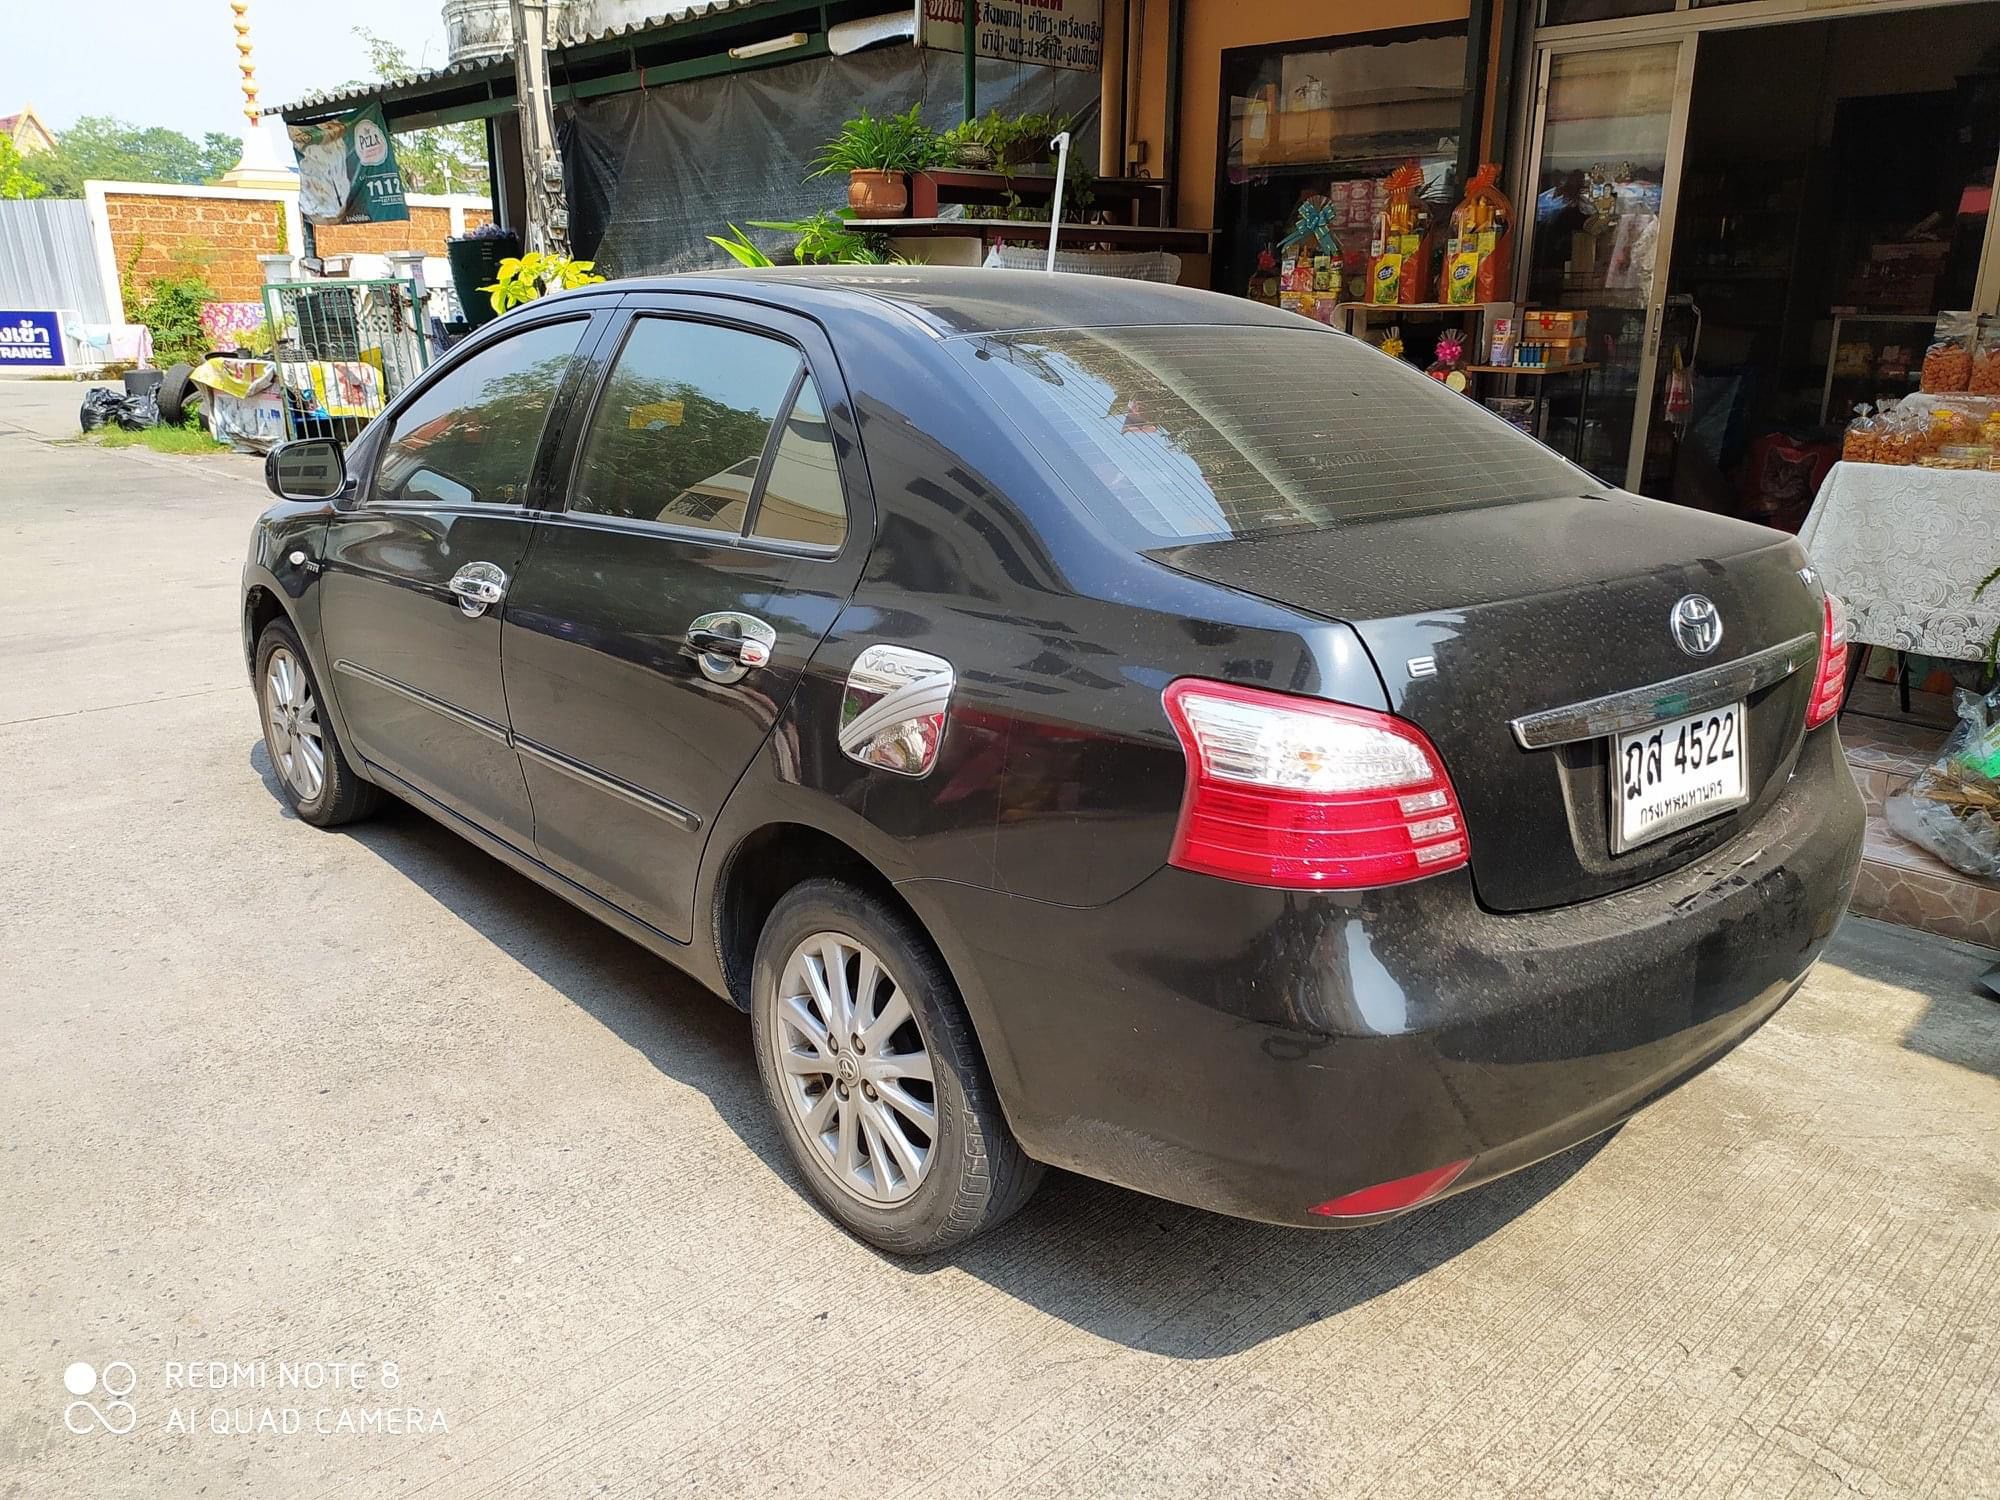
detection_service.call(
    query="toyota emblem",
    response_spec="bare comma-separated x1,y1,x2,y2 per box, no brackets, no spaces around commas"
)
1671,594,1723,656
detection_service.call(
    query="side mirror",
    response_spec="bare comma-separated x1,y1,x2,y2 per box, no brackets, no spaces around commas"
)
266,438,347,502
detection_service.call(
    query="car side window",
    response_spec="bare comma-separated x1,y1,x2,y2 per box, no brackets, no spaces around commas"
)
748,375,846,550
372,318,586,507
570,317,806,536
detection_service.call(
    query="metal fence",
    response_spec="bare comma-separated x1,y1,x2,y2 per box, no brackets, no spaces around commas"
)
260,278,429,441
0,199,111,323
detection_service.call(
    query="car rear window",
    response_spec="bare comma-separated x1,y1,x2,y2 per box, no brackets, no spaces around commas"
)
953,324,1595,545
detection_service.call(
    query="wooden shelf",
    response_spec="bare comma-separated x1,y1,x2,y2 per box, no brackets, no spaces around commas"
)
906,170,1171,227
864,218,1212,253
1464,361,1599,375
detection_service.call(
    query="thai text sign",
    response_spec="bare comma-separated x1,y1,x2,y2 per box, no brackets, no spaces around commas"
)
919,0,1103,74
0,310,64,367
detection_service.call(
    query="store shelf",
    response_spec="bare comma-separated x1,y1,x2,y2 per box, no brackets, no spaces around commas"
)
907,171,1170,225
865,218,1212,252
1463,361,1599,376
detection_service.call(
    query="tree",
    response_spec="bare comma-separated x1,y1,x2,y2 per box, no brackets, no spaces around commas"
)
29,116,243,194
345,28,490,197
0,137,48,199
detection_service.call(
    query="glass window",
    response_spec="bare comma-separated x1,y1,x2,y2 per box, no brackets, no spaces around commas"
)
374,319,585,506
957,324,1592,547
749,376,846,550
1542,0,1674,23
1216,30,1467,302
572,318,801,535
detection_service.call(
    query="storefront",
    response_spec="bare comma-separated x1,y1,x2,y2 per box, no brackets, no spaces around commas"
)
1514,0,2000,516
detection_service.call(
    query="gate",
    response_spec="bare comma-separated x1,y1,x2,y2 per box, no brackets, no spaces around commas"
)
260,278,430,441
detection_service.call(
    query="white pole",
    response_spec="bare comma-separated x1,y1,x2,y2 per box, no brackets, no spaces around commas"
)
1045,131,1071,273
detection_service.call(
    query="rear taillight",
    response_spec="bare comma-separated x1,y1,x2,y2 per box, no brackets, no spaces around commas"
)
1805,593,1848,730
1161,679,1469,889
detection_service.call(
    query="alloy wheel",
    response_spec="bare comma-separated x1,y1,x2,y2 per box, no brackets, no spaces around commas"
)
772,931,937,1205
264,647,326,803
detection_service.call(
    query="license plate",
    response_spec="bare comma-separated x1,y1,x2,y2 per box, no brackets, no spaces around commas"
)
1612,703,1747,852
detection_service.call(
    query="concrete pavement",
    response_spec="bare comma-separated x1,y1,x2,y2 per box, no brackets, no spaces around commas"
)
1,384,1996,1498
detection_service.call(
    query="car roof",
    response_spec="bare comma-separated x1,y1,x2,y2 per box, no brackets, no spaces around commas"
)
591,264,1312,340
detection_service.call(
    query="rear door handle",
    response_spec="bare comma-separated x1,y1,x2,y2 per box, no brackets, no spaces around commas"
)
686,611,775,683
448,561,508,617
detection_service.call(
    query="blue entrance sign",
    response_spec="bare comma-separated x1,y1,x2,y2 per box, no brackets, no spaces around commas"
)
0,310,65,367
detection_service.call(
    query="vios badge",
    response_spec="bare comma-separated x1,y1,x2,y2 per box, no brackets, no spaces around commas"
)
1671,594,1723,657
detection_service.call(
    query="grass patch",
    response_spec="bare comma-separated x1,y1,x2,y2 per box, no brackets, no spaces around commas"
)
85,425,229,455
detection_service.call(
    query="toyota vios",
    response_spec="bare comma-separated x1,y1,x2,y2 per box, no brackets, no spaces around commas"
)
243,268,1864,1253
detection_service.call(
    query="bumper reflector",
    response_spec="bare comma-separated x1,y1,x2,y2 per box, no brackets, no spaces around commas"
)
1309,1158,1473,1219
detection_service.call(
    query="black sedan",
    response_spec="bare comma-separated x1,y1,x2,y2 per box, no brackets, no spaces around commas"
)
243,268,1864,1254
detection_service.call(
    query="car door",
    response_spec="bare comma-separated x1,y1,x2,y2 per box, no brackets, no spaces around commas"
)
317,309,606,846
500,299,872,942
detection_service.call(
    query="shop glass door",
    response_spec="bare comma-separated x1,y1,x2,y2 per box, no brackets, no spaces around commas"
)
1522,38,1696,489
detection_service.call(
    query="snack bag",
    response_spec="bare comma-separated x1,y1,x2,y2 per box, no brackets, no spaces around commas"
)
1841,404,1879,463
1973,315,2000,396
1921,311,1975,393
1885,685,2000,879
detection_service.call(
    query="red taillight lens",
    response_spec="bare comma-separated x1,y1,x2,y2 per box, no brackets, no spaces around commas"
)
1161,679,1470,889
1310,1159,1473,1219
1805,593,1849,730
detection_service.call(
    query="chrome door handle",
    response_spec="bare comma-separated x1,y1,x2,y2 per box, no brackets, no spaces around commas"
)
448,561,508,618
686,611,775,684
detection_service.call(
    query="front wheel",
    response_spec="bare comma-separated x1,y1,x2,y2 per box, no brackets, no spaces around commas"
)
255,620,381,827
750,879,1043,1254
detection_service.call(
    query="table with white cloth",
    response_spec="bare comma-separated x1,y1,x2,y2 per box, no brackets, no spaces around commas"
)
1797,461,2000,660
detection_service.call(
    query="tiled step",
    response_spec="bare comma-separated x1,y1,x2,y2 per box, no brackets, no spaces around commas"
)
1843,716,2000,949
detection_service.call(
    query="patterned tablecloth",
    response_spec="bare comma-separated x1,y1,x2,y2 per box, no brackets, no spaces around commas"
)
1797,461,2000,660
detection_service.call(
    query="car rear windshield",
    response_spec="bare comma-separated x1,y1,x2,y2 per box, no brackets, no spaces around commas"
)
953,324,1595,545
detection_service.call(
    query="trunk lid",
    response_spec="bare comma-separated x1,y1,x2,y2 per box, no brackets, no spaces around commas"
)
1149,494,1824,911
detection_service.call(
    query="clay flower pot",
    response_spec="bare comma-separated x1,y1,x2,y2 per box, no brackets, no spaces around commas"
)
847,169,908,220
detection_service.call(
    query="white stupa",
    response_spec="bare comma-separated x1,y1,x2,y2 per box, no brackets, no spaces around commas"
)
218,1,297,190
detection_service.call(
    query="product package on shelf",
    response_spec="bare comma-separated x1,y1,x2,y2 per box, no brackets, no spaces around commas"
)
1974,317,2000,395
1445,164,1513,307
1921,311,1976,393
1369,163,1432,306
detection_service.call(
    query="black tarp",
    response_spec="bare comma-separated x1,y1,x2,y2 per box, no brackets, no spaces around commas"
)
560,44,1098,275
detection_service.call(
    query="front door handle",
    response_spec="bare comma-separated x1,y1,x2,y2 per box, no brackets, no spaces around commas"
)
686,611,776,684
448,561,508,618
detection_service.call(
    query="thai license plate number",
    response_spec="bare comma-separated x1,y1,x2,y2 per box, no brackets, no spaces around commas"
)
1612,702,1747,852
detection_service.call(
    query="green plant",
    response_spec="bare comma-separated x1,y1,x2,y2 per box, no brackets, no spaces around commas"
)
1975,565,2000,672
808,104,945,178
708,224,776,269
128,269,216,367
750,211,894,266
482,252,606,314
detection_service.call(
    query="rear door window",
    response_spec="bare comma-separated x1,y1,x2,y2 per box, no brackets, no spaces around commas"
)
954,324,1596,545
570,317,803,536
747,375,846,550
373,318,586,506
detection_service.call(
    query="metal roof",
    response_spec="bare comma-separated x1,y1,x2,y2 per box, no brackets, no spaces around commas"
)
268,0,787,120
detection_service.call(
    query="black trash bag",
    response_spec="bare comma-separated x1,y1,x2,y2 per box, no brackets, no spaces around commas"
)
113,392,159,430
78,386,121,433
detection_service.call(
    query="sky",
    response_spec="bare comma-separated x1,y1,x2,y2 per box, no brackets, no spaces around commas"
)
0,0,453,154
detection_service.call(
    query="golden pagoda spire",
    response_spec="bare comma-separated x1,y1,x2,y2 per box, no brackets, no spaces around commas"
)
219,0,295,190
232,2,259,126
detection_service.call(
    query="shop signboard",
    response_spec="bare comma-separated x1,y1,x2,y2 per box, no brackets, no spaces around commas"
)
0,310,66,369
918,0,1103,74
287,102,410,225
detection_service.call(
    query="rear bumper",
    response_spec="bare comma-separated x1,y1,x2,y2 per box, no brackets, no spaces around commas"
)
901,723,1864,1227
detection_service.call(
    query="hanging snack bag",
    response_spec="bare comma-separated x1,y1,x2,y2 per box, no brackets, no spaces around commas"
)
1920,311,1975,394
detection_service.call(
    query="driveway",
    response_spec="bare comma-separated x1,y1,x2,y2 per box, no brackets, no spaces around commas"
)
2,381,1996,1498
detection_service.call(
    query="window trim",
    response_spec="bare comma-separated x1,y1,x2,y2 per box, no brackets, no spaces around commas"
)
366,311,598,514
555,309,850,558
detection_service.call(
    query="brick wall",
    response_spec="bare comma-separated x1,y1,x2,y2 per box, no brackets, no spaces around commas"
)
104,190,286,304
315,204,456,257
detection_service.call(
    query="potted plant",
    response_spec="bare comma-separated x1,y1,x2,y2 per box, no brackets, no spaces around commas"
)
446,222,521,327
808,104,943,219
939,112,1016,171
480,252,606,315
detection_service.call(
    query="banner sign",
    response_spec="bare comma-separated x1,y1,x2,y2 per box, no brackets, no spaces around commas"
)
0,310,65,368
288,103,410,225
919,0,1103,74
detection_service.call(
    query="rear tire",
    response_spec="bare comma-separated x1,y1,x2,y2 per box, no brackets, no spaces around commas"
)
255,619,381,828
750,879,1043,1254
